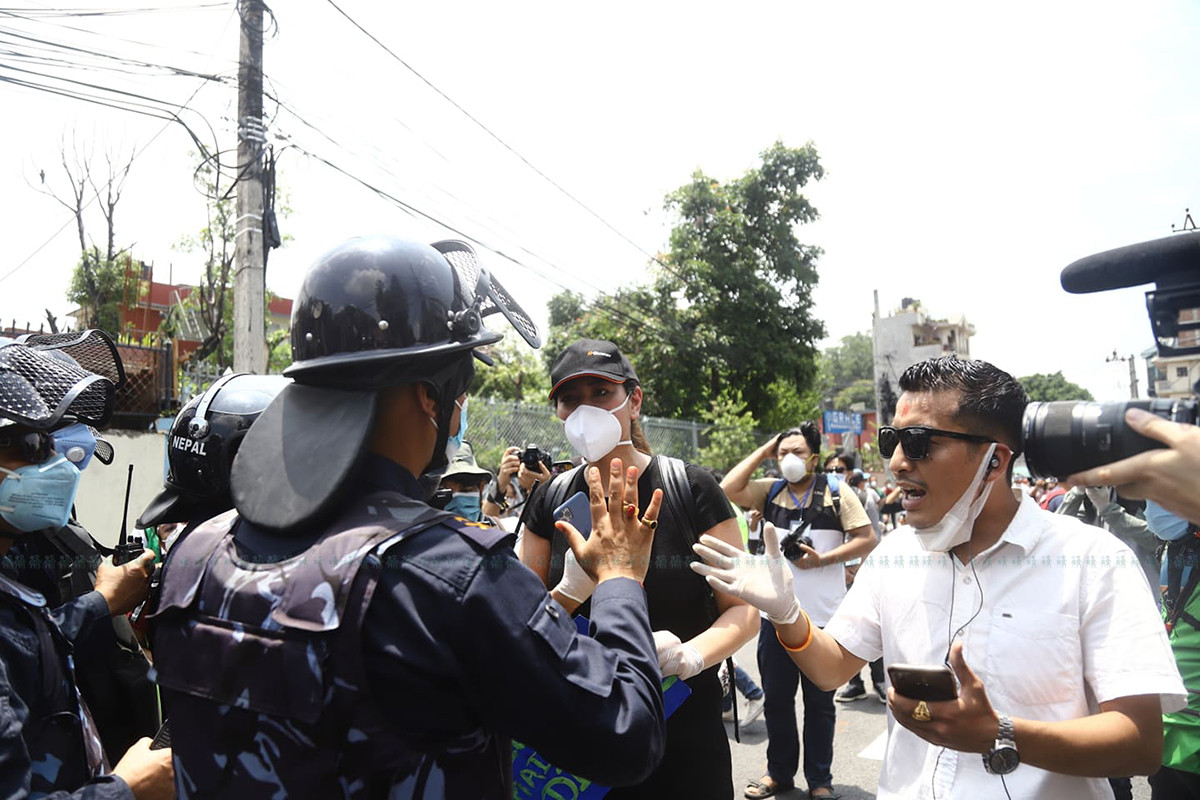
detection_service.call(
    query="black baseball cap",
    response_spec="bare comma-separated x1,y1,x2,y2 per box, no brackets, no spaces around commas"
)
549,339,638,399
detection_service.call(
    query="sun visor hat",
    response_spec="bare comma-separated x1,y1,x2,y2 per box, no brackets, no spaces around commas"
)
440,442,493,484
0,331,123,431
549,339,639,399
230,383,377,533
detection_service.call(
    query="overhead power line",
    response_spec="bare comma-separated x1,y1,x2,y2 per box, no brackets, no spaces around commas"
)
319,0,684,284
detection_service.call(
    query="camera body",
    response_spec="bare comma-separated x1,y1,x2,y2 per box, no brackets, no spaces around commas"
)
780,530,814,561
521,444,552,472
1022,398,1198,478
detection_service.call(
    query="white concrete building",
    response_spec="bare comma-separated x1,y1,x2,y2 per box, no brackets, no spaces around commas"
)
872,295,975,422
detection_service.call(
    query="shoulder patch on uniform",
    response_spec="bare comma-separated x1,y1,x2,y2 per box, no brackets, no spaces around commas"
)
444,515,513,550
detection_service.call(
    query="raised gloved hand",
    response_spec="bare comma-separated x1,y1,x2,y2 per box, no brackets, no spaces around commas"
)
653,630,705,680
690,522,801,625
553,548,596,605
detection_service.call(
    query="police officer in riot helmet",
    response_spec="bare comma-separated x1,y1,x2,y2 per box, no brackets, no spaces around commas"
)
148,237,666,798
136,373,289,542
0,330,174,799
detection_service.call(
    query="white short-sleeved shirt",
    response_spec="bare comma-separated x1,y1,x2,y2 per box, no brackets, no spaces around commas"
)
824,494,1185,800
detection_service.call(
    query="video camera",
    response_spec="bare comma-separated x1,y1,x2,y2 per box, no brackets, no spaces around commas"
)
1023,230,1200,478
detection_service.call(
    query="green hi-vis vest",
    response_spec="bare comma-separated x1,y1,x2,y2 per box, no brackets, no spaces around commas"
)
1163,579,1200,774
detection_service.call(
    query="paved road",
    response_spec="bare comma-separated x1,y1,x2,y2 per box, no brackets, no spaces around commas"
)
720,634,1152,799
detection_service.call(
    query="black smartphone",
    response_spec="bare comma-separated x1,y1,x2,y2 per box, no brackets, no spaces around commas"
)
886,663,958,702
149,720,171,750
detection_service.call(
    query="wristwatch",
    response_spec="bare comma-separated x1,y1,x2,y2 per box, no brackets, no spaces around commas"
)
983,712,1020,775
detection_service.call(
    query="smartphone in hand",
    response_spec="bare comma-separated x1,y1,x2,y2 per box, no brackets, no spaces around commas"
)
553,491,592,539
886,663,959,702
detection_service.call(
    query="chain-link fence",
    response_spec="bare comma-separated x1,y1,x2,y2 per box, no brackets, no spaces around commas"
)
467,398,722,474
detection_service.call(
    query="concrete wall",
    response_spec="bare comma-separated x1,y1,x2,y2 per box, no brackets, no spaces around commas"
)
74,430,168,548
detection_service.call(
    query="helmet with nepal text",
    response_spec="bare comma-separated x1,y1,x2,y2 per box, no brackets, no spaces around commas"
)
137,373,289,528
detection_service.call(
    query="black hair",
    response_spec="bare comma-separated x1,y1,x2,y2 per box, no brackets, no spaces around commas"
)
897,356,1028,466
774,421,821,458
825,452,854,471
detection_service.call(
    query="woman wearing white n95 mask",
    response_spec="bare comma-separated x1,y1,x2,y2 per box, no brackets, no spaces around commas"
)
521,338,758,800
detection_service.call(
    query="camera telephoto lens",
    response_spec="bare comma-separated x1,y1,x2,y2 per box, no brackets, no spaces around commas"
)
1022,398,1197,478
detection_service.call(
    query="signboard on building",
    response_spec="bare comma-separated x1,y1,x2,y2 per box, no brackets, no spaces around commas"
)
823,410,863,435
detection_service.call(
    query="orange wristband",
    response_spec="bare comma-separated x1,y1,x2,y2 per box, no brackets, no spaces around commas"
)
776,608,814,653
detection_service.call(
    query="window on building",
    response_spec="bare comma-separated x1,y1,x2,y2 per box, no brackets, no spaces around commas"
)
1177,367,1189,378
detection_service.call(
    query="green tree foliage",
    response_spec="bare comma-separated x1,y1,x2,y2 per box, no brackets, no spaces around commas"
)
66,248,128,335
474,338,551,401
1019,372,1095,402
544,141,827,424
698,389,760,472
822,332,873,396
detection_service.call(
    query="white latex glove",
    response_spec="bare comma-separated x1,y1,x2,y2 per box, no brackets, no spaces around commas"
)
1084,485,1112,513
690,522,802,625
653,630,705,680
553,548,596,605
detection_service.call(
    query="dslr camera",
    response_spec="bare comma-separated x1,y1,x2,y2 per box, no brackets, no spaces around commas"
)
1023,231,1200,478
780,529,815,561
521,444,553,472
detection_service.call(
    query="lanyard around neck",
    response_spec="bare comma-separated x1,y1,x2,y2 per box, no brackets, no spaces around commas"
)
786,479,815,512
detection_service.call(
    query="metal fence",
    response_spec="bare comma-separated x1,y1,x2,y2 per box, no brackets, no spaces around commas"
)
468,398,718,474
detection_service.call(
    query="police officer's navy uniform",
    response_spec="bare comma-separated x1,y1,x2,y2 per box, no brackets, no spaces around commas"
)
151,455,662,798
148,237,666,798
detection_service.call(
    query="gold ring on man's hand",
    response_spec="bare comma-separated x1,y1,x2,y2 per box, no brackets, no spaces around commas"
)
624,503,637,518
640,517,658,531
911,700,931,722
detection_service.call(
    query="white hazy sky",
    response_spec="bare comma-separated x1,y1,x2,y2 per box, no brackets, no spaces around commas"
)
2,0,1198,403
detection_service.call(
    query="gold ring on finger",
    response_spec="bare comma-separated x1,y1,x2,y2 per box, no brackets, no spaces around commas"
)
640,517,658,531
912,700,931,723
624,502,637,518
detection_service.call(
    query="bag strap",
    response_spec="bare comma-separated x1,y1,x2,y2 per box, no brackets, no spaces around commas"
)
764,478,788,509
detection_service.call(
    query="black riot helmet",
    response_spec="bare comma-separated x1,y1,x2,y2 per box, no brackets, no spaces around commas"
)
285,236,539,469
232,236,541,534
137,373,289,528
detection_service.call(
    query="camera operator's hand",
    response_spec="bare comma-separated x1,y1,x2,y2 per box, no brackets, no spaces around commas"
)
496,447,522,494
791,542,823,570
555,459,663,585
94,549,155,617
1066,408,1200,526
517,459,552,493
690,522,801,624
111,736,175,800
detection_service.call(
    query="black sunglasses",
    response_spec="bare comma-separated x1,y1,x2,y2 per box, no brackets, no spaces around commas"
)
878,426,994,460
0,430,55,463
825,467,846,474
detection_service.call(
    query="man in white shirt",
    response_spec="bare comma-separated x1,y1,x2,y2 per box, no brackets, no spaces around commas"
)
693,355,1185,799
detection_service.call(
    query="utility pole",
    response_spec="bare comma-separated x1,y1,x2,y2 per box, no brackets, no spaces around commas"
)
1106,351,1139,399
233,0,266,374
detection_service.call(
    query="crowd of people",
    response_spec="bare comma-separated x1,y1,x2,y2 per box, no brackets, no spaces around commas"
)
0,233,1197,800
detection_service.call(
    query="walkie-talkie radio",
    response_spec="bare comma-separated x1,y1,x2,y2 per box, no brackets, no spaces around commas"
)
112,465,144,566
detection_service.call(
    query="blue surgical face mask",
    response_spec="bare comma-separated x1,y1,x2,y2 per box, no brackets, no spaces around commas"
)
52,424,98,471
0,455,82,533
445,490,482,522
1145,500,1192,542
445,398,468,462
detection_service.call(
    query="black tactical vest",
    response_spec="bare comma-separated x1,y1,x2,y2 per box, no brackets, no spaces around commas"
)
0,574,106,793
148,492,482,799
